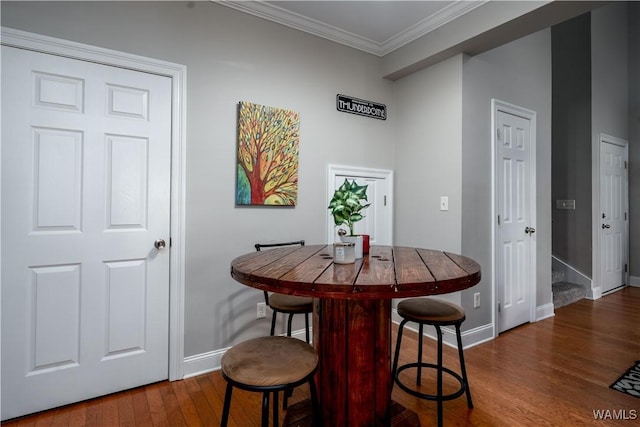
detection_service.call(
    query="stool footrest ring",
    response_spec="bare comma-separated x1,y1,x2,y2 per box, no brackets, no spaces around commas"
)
394,362,467,402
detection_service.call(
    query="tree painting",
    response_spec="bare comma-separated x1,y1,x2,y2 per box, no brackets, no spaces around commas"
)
236,101,300,206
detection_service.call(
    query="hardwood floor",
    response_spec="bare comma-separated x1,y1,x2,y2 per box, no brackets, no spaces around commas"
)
4,287,639,426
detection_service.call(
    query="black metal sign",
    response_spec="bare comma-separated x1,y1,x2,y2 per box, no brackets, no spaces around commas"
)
336,94,386,120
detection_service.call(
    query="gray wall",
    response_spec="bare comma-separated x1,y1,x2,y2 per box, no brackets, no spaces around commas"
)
631,2,640,279
393,28,554,332
551,13,592,276
551,3,630,283
592,3,629,143
591,2,629,286
393,55,463,254
461,29,553,328
392,54,464,310
1,1,396,356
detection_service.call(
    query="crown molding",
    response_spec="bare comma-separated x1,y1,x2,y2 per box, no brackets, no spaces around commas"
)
215,0,488,57
381,1,487,55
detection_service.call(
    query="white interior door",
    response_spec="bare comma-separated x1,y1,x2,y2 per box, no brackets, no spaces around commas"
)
1,46,172,420
495,103,536,333
327,166,392,246
599,136,628,294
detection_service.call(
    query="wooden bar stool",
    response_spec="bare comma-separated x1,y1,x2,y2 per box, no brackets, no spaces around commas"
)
392,298,473,427
255,241,313,343
220,336,319,427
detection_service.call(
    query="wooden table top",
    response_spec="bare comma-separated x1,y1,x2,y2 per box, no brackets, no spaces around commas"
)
230,244,481,299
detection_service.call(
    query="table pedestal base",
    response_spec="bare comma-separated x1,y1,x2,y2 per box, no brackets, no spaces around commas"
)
311,298,417,427
283,399,420,427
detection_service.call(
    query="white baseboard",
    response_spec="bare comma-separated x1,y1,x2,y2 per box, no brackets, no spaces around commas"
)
183,348,227,378
183,312,502,380
460,323,495,349
392,309,494,349
182,328,309,379
630,276,640,287
588,285,602,300
536,302,555,321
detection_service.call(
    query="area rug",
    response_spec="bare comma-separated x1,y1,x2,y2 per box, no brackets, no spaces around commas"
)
610,361,640,399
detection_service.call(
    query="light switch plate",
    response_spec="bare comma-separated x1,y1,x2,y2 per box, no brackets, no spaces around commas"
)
440,196,448,211
257,302,266,319
556,200,575,210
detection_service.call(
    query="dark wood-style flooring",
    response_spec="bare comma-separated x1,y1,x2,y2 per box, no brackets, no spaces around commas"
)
4,287,639,426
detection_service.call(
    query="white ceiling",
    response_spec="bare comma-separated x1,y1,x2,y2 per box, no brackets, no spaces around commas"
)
216,1,488,56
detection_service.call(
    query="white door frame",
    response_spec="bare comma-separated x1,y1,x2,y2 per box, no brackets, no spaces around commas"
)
326,164,393,245
491,99,537,337
0,27,187,381
592,133,629,298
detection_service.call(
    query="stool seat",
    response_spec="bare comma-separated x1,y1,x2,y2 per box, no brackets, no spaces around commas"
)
397,298,465,324
220,336,319,427
267,294,313,312
221,336,318,387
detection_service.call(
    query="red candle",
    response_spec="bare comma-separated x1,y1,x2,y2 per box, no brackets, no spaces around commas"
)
361,234,370,254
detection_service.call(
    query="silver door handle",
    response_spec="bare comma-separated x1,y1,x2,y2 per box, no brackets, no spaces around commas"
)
525,227,536,234
154,239,166,250
601,224,611,229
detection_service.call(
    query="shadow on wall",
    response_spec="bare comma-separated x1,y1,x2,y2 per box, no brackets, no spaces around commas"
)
213,287,269,347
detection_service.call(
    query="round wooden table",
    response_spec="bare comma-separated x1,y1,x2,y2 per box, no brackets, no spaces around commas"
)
230,244,481,427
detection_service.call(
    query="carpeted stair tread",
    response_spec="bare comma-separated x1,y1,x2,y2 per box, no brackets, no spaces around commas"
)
552,281,586,308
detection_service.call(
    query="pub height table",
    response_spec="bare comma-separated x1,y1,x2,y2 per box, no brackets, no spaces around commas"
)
230,244,481,427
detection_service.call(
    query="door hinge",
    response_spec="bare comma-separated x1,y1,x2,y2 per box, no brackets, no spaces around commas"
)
496,128,501,140
384,195,387,206
170,237,172,247
625,160,628,169
625,212,627,221
497,215,501,225
498,301,501,313
625,264,628,273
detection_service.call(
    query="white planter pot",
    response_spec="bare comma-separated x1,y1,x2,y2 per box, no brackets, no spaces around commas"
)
340,235,363,259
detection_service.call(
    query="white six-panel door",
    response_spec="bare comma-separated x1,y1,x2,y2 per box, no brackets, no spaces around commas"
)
1,46,172,420
599,136,628,294
495,106,535,333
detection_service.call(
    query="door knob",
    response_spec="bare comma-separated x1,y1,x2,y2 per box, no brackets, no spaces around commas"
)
154,239,166,250
525,227,536,234
601,224,611,229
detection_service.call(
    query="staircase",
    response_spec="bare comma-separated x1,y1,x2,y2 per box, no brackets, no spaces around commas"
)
552,270,586,308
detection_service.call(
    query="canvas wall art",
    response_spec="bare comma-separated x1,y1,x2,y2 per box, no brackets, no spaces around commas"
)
236,101,300,206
